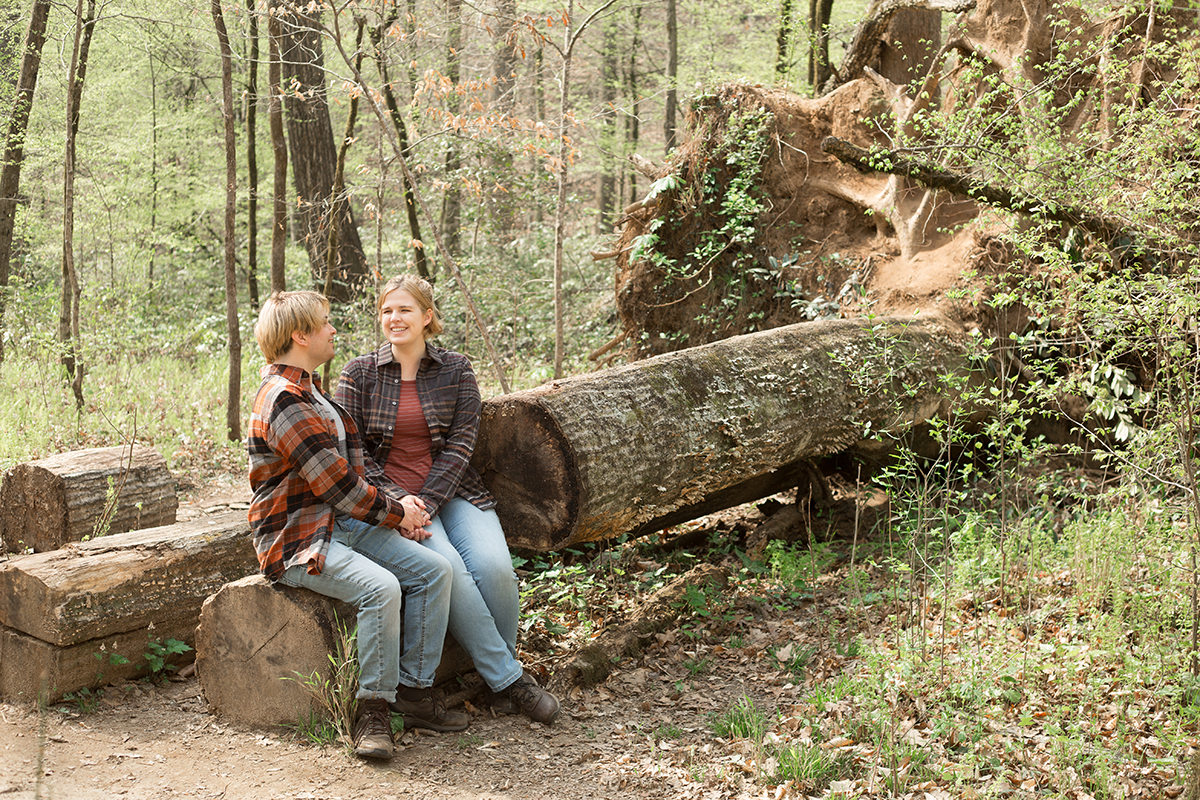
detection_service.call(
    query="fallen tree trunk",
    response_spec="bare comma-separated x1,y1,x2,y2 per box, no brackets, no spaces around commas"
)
1,444,177,553
473,314,971,552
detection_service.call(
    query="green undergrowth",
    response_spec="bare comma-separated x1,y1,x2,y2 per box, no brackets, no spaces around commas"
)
512,483,1196,799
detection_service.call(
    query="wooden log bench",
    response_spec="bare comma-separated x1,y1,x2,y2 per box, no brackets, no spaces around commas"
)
196,575,472,729
1,444,178,553
0,511,255,702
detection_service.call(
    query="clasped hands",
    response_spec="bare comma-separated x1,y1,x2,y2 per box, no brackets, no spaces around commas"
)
398,494,432,541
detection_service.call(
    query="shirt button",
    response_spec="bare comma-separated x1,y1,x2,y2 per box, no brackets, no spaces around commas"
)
392,401,397,405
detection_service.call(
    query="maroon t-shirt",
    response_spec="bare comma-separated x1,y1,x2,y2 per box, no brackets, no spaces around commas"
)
382,380,433,494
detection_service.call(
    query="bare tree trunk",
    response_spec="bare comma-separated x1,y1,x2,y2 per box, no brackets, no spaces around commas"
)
278,2,369,301
245,0,261,310
808,0,834,92
371,22,428,279
597,17,618,232
877,8,940,89
213,0,242,442
776,0,793,81
664,0,678,154
60,0,95,411
0,0,50,365
439,0,463,266
147,46,159,288
320,17,364,388
488,0,518,241
626,7,641,205
268,0,288,291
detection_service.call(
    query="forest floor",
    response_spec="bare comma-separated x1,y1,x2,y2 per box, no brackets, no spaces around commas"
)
0,472,897,800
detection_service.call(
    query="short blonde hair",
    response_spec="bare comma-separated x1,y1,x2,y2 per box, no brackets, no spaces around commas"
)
255,290,330,362
377,275,443,338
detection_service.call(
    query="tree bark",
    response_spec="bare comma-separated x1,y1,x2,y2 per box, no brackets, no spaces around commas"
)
824,0,973,93
59,0,96,411
213,0,241,443
664,0,678,154
268,0,288,291
278,2,369,301
0,444,177,554
439,0,463,266
245,0,261,310
370,21,428,279
877,8,941,89
597,17,618,233
0,0,51,365
472,315,970,552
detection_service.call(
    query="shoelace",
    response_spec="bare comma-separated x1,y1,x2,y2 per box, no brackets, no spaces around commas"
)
508,681,537,709
358,705,392,739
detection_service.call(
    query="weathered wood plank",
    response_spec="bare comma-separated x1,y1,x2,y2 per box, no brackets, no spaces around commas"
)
1,444,178,553
0,511,256,647
0,617,197,704
472,315,970,551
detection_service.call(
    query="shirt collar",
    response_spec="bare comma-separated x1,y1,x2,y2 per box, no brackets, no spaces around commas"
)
264,362,321,393
374,341,443,368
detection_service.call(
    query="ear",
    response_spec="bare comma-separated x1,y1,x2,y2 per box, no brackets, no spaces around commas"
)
291,329,308,349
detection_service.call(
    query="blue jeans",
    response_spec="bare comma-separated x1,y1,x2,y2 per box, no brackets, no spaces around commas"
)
421,498,523,692
279,517,452,700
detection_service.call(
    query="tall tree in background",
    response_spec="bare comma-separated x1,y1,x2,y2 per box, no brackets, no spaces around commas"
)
278,2,369,301
487,0,519,241
775,0,794,81
59,0,96,410
549,0,619,377
245,0,261,310
664,0,678,154
625,7,641,204
268,0,288,291
596,16,618,232
809,0,834,92
0,0,50,366
371,17,428,279
439,0,463,265
213,0,241,441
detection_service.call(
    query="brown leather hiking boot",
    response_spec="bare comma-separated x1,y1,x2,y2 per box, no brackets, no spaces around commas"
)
389,686,470,732
353,699,394,760
505,673,560,724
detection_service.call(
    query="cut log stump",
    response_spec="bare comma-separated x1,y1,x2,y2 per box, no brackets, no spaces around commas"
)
0,511,256,702
1,444,178,553
196,575,474,729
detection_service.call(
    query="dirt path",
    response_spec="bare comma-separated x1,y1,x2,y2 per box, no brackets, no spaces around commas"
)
1,648,791,800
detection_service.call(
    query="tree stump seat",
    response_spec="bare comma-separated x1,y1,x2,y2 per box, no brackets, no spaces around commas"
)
196,574,473,730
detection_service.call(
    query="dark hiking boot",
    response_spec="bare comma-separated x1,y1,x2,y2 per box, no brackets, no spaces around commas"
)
506,673,560,724
353,699,394,760
389,686,470,732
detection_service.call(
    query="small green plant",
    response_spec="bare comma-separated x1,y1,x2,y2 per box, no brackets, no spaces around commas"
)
144,637,192,677
770,742,853,791
710,695,769,742
653,722,684,741
59,686,103,714
285,615,361,751
683,656,711,677
768,642,816,678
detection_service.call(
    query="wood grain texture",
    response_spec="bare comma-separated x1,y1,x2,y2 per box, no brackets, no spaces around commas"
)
1,444,177,553
473,315,970,551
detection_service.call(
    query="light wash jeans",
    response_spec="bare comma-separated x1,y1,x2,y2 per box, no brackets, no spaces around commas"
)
278,516,452,700
420,498,524,692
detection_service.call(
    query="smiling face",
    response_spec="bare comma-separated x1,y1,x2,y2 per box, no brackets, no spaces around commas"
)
380,288,433,353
